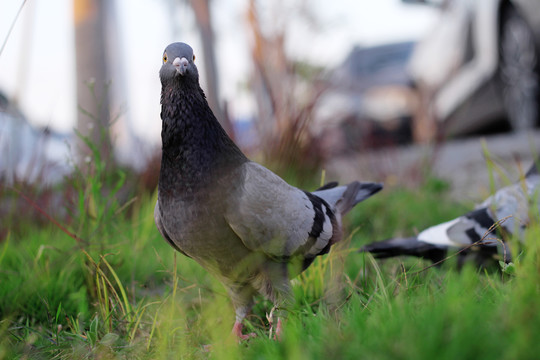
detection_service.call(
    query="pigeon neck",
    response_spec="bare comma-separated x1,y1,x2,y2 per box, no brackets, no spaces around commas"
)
159,82,247,191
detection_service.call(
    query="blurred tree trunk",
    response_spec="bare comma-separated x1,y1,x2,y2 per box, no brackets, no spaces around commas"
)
189,0,234,137
73,0,112,165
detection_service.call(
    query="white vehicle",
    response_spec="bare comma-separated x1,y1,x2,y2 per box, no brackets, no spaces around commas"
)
407,0,540,136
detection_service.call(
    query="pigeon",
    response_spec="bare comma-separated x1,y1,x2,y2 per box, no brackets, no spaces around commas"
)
361,161,539,267
154,42,383,339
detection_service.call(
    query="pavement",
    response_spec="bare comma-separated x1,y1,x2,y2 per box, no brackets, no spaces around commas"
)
325,130,540,202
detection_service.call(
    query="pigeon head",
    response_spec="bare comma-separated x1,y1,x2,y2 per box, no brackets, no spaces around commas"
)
160,42,199,84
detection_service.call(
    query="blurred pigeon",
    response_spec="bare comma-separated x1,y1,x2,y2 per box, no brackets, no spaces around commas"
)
361,161,539,267
154,42,383,339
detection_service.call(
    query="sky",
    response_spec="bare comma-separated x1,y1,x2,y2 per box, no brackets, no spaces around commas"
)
0,0,439,147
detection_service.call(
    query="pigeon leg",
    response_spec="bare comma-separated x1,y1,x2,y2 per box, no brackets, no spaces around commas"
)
260,263,294,340
227,285,256,340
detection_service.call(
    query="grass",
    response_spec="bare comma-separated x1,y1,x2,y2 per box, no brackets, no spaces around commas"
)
1,157,539,359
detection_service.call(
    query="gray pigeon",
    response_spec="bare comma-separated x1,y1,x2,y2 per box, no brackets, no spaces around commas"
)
361,161,539,267
154,42,383,339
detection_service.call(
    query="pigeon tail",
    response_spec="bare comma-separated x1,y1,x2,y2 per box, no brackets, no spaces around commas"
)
360,237,448,264
313,181,382,216
336,181,383,215
315,181,339,191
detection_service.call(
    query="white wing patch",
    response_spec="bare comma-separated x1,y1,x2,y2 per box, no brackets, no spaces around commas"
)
418,218,461,247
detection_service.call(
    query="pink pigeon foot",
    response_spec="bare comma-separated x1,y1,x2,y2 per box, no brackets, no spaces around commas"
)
232,321,256,341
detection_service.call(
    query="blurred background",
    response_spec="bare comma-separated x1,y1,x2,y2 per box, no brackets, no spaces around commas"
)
1,0,539,189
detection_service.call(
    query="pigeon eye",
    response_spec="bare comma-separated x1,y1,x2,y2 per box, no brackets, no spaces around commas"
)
193,55,196,62
163,54,168,63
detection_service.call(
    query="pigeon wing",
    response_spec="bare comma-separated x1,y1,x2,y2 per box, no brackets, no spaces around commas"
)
224,162,335,260
479,171,540,234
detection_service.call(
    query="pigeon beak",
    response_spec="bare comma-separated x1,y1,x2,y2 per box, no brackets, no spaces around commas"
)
173,57,189,76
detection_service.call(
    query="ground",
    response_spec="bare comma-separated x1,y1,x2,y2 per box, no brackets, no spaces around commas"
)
327,130,540,201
